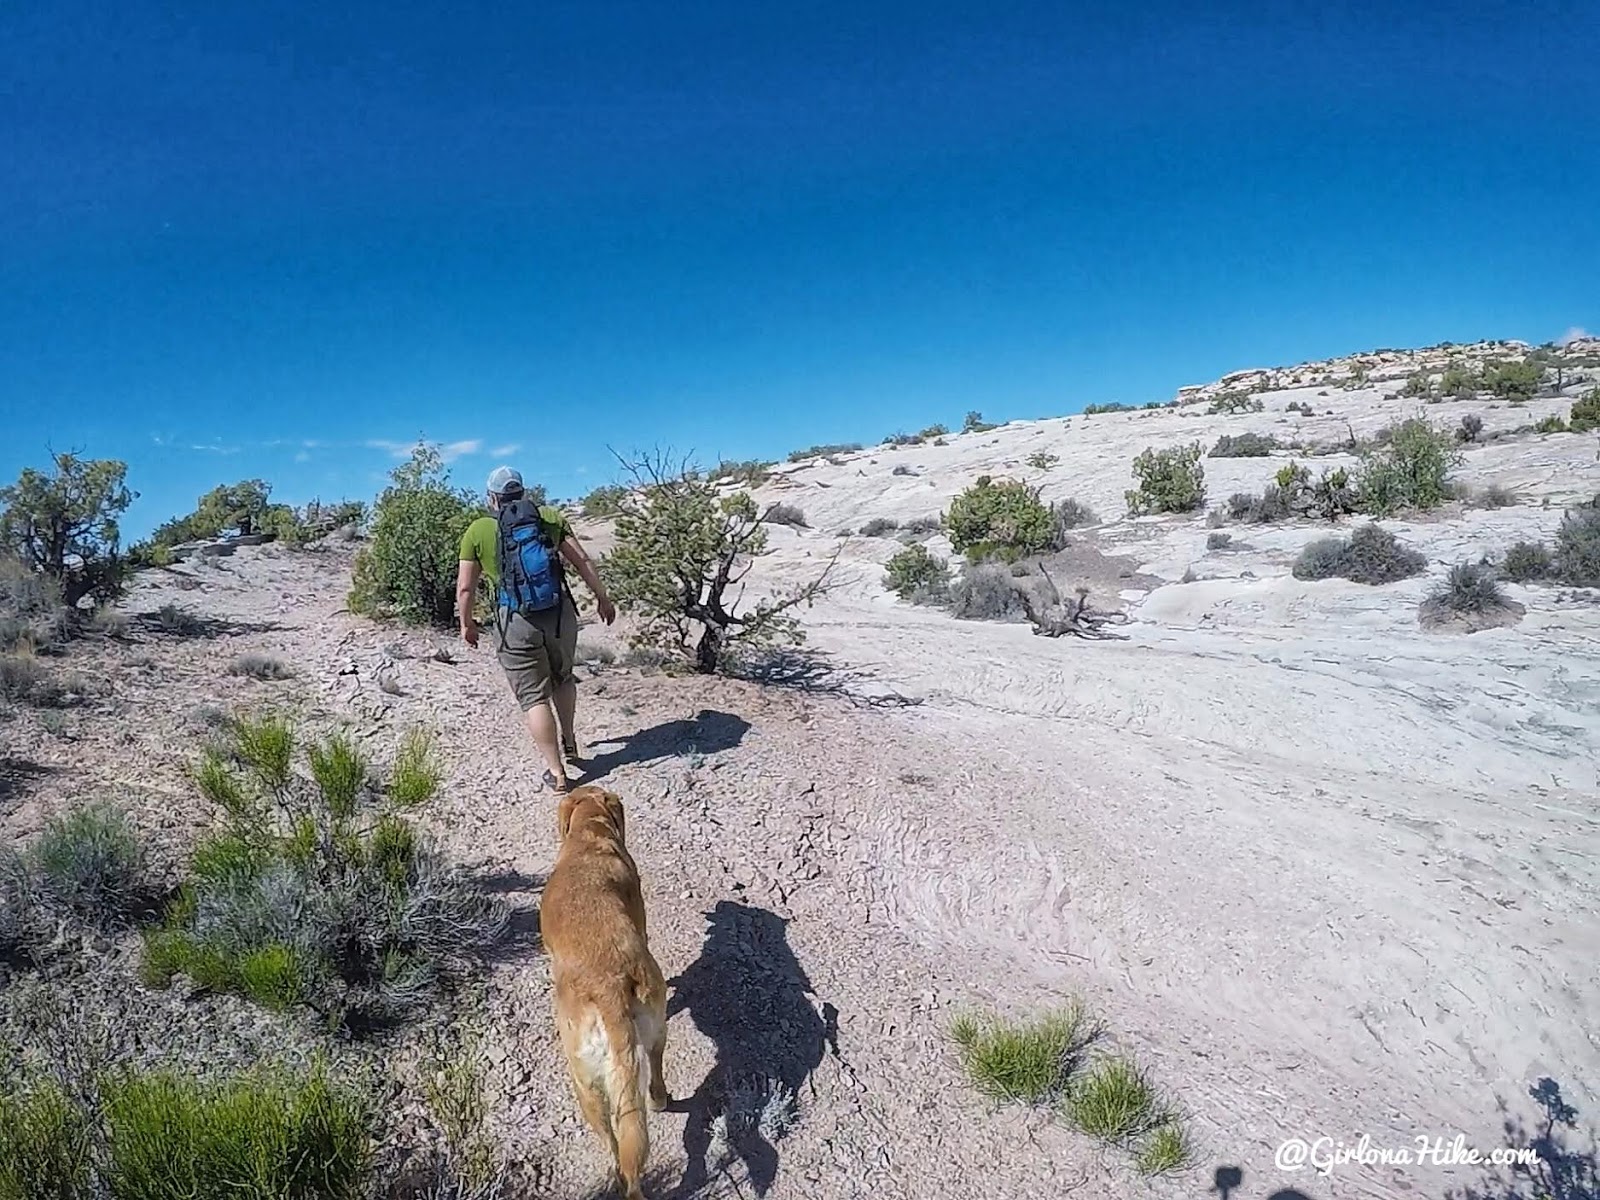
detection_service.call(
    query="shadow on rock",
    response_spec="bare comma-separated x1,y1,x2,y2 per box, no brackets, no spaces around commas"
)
666,900,837,1198
134,608,285,640
0,756,56,808
729,648,921,710
1447,1078,1599,1200
576,710,751,784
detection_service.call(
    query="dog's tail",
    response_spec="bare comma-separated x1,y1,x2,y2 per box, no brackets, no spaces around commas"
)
600,978,659,1198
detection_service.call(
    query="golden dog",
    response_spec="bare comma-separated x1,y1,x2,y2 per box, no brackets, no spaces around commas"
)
540,785,670,1199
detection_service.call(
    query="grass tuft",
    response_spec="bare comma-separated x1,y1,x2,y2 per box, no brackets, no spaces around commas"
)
389,729,442,809
1137,1120,1193,1175
950,1004,1095,1104
1063,1055,1166,1144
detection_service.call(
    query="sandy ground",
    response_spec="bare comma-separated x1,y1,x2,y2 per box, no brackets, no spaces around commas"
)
4,363,1599,1200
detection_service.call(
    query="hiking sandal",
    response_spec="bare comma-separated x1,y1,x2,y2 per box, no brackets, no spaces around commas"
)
543,769,571,796
561,734,584,763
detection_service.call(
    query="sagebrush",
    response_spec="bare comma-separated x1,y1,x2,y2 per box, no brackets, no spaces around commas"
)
1293,524,1427,585
144,716,507,1031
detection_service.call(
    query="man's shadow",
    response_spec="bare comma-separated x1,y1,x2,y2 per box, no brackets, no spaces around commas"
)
666,901,837,1198
576,710,750,784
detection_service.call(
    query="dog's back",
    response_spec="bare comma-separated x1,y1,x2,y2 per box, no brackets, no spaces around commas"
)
541,787,669,1200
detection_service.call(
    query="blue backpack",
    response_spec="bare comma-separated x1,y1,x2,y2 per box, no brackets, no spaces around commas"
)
495,497,564,616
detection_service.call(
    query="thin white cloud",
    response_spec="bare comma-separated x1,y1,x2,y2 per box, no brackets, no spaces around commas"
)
439,439,483,463
1558,326,1590,347
366,437,483,463
489,443,521,459
294,451,311,463
187,443,240,454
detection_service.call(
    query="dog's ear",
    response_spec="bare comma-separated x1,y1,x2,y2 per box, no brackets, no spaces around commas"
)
556,790,579,841
601,790,626,845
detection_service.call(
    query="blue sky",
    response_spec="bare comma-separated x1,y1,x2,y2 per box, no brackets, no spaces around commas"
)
2,1,1596,537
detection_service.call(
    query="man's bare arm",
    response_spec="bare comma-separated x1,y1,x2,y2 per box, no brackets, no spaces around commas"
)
560,535,616,624
455,559,481,644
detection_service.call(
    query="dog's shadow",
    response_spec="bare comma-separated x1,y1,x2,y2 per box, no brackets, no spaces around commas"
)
665,900,837,1198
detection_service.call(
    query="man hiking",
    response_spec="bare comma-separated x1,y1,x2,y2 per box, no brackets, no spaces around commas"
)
456,466,616,796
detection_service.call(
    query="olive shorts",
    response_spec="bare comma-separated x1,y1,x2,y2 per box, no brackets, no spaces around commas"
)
494,600,578,710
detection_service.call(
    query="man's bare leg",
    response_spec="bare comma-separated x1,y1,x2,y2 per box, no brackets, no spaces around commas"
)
523,700,568,790
553,676,580,760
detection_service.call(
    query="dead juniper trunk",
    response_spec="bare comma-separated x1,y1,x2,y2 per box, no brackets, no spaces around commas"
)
1018,566,1131,640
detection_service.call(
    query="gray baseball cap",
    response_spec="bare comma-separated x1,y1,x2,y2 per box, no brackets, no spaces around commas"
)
486,466,523,495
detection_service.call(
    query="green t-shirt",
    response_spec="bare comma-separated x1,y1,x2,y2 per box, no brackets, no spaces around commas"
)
458,508,573,589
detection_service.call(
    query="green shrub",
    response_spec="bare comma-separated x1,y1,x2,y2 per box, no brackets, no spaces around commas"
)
0,453,134,606
1210,433,1278,457
604,455,834,673
947,563,1025,621
1400,372,1432,398
786,443,862,463
580,484,629,518
1082,402,1135,416
1356,418,1460,515
962,411,998,434
949,1004,1094,1104
1026,452,1061,470
28,801,146,928
1265,462,1358,521
1065,1057,1166,1144
1125,444,1205,516
141,479,308,558
884,545,949,601
348,445,484,627
1569,388,1600,433
1501,541,1553,582
146,717,506,1031
708,460,772,486
858,517,899,538
943,478,1054,562
1483,359,1544,399
1438,366,1480,398
1555,496,1600,586
1293,524,1427,584
1457,414,1484,443
1536,414,1570,434
102,1064,371,1200
0,1077,91,1199
1206,391,1264,415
